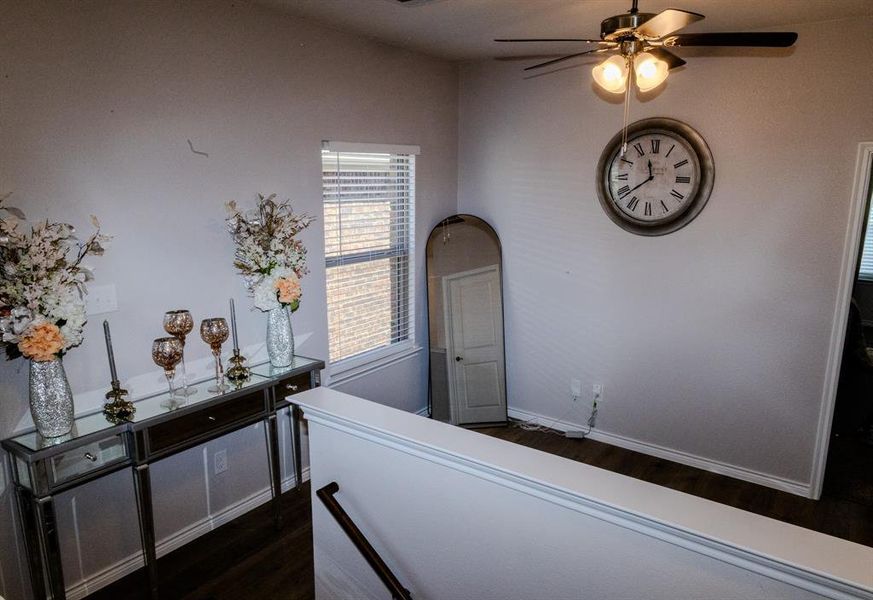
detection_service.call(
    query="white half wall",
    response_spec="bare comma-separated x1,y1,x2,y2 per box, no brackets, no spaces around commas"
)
300,388,873,600
457,16,873,491
0,2,458,597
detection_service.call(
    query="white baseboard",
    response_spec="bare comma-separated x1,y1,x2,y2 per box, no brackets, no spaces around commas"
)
65,468,310,600
508,407,811,498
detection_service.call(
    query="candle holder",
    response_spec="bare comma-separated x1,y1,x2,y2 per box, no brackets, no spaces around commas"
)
226,298,250,384
103,381,135,424
200,318,230,393
226,349,251,383
102,319,135,423
163,309,196,397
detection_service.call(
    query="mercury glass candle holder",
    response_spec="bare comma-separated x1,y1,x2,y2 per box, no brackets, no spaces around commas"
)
200,318,230,393
152,336,184,409
163,309,197,396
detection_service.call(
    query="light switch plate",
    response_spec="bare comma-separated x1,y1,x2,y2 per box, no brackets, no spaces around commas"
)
86,283,118,316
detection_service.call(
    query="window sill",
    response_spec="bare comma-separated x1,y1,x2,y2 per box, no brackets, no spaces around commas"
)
327,344,422,387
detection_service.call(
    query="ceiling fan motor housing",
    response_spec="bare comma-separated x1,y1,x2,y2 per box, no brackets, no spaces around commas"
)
601,12,656,41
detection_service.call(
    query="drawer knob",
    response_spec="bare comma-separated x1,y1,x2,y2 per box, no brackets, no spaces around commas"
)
286,384,299,392
83,452,97,462
207,416,216,421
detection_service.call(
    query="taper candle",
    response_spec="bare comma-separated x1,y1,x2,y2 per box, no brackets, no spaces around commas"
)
103,320,119,383
230,298,239,350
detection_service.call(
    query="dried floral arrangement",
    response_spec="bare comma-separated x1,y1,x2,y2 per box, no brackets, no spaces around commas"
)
0,195,109,361
226,194,314,312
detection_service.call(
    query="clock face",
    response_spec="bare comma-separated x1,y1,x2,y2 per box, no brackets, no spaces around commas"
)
596,118,714,236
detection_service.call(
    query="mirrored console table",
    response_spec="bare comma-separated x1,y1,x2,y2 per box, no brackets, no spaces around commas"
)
2,355,324,600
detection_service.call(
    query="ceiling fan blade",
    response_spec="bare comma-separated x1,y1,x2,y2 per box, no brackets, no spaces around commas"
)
647,47,686,69
494,38,611,44
635,9,704,39
523,48,610,71
495,54,572,61
665,32,798,47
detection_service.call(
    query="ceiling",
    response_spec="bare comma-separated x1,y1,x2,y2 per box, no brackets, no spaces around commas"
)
260,0,873,60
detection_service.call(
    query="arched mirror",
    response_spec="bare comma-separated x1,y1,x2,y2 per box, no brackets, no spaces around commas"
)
426,215,507,427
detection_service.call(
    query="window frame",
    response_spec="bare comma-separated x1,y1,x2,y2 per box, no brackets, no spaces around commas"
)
321,140,420,384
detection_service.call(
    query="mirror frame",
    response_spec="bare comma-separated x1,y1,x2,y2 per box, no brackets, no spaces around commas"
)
425,214,508,427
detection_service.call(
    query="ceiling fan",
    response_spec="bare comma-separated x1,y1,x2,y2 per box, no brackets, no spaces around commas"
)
495,0,797,93
495,0,797,152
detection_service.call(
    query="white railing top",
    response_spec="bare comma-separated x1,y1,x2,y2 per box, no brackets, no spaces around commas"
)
297,387,873,599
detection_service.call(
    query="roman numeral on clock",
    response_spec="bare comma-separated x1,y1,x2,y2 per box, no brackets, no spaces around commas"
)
670,189,685,200
665,144,675,157
674,159,689,169
626,196,639,211
633,143,645,157
651,139,660,154
616,173,629,181
617,185,631,199
621,158,634,166
675,176,691,184
660,200,669,213
644,202,652,216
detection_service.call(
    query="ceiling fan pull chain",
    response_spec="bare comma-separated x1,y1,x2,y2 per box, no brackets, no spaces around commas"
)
620,55,633,156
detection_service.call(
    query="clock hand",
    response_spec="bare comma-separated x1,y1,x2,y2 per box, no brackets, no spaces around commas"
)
626,172,655,194
648,160,653,179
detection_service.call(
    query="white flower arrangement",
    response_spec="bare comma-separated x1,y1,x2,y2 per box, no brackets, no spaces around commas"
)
226,194,313,312
0,195,108,361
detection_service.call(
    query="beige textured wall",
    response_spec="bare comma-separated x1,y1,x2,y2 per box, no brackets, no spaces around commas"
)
0,2,458,597
458,17,873,489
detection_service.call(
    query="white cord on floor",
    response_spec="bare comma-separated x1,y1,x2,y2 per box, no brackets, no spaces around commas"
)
514,396,598,437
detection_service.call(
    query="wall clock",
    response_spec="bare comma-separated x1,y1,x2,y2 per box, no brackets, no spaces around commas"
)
596,117,714,236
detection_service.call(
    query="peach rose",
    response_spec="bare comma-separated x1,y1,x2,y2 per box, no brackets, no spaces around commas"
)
275,276,301,306
19,322,66,362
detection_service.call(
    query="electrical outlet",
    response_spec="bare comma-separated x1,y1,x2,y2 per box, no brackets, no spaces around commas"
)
570,378,582,398
214,449,227,474
593,384,603,402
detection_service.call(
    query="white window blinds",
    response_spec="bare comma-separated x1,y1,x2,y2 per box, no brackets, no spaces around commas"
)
322,145,416,365
860,198,873,280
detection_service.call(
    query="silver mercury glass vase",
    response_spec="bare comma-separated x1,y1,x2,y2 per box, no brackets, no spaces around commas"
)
29,358,75,439
266,306,295,368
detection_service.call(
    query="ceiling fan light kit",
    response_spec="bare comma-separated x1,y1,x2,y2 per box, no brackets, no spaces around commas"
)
592,55,628,93
632,52,669,92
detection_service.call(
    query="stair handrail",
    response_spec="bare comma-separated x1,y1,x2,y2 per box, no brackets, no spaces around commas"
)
316,482,413,600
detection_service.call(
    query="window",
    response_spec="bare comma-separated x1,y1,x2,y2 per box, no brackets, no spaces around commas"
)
322,141,418,372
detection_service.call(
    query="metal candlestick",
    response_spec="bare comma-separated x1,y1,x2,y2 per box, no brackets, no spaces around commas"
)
226,299,250,383
103,381,134,423
102,320,135,423
226,348,251,383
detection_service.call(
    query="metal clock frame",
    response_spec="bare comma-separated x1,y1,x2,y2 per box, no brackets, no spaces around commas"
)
596,117,715,236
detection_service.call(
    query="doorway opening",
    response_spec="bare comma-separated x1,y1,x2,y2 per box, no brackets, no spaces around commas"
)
821,144,873,507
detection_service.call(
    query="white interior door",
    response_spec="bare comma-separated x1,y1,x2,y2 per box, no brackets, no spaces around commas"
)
443,265,506,425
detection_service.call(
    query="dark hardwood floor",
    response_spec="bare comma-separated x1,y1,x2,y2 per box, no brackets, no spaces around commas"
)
88,487,315,600
87,423,872,599
479,423,873,548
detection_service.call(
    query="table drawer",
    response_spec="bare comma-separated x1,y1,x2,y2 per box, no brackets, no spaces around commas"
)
278,372,312,399
147,390,266,454
50,434,128,486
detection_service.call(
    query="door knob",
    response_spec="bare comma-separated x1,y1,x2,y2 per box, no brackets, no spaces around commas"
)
455,356,463,362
